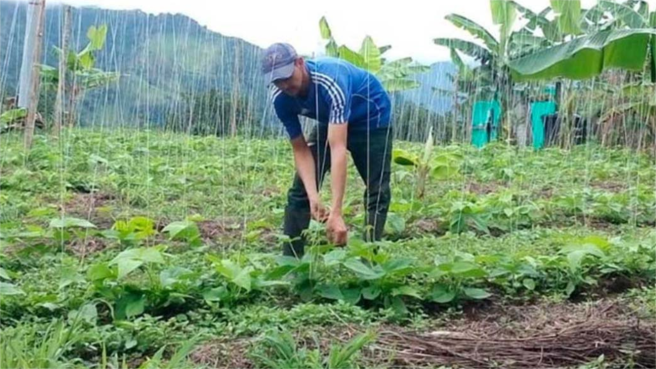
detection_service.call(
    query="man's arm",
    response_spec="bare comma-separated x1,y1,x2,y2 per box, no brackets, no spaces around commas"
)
327,123,348,216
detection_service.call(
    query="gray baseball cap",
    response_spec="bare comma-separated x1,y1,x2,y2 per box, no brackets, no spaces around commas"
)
261,43,298,84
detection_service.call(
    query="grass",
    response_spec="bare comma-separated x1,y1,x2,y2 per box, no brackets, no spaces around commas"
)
0,127,654,368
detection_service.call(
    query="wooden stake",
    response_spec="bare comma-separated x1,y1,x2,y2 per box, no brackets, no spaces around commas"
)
54,5,70,137
24,0,46,150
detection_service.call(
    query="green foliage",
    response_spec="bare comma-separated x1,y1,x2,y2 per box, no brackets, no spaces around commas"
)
250,327,375,369
318,17,428,92
102,217,157,247
0,320,83,369
0,128,654,367
0,108,27,130
392,128,463,199
508,28,656,81
39,24,120,127
551,0,583,35
162,220,201,247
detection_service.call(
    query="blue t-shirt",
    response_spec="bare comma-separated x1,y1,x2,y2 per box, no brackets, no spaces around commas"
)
269,57,392,139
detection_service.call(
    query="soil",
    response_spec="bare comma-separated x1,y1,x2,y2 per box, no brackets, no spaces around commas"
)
61,191,116,229
189,297,655,369
590,181,628,192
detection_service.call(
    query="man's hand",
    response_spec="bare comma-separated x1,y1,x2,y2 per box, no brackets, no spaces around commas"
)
326,213,348,246
310,197,329,222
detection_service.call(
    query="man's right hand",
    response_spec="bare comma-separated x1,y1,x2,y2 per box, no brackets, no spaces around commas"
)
310,198,329,223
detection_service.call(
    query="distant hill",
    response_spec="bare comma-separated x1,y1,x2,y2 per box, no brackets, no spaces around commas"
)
0,1,269,126
0,1,455,131
400,61,456,115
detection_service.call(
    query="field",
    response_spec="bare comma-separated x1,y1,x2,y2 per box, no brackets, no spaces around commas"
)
0,129,655,368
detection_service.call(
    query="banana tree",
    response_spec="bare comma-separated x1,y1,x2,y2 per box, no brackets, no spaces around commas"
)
507,0,656,147
40,25,120,128
434,0,519,140
391,127,462,200
507,0,656,83
318,17,429,92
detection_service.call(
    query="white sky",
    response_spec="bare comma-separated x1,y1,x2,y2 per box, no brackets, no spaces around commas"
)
16,0,656,63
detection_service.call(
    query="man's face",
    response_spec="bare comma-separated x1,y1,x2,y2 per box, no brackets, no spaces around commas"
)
274,58,306,97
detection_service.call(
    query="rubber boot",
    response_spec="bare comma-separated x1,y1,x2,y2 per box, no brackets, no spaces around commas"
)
282,206,311,258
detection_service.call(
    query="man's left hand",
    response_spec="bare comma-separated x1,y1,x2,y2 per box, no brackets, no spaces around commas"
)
326,213,348,246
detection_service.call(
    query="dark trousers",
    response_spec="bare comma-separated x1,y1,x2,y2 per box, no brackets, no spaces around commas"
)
283,124,393,257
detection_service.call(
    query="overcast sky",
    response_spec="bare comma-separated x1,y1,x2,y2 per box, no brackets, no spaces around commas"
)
12,0,656,63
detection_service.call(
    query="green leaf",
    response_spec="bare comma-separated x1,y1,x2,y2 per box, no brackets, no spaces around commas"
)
319,16,332,39
87,24,108,51
551,0,582,35
522,278,536,291
359,36,382,73
362,286,381,300
68,303,97,325
343,258,385,280
381,258,414,274
390,296,408,315
87,263,114,281
383,78,420,92
165,335,201,369
215,260,253,291
128,216,156,238
565,249,602,272
384,212,406,235
110,248,165,280
451,262,486,278
565,281,576,297
162,220,200,244
463,287,492,299
445,14,498,52
326,40,339,58
0,282,25,295
342,288,362,305
265,264,296,280
202,286,228,304
324,249,347,266
116,259,143,280
252,277,289,290
337,45,366,69
59,266,85,290
392,149,418,166
599,0,648,28
0,108,27,125
491,0,517,26
159,267,193,288
317,284,344,300
392,286,422,299
431,285,456,303
423,126,434,164
450,48,467,72
125,293,145,318
431,163,459,179
115,247,166,264
49,217,97,229
434,38,492,61
508,29,656,81
0,267,11,280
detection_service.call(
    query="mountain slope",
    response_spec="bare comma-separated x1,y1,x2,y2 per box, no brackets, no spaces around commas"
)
0,1,454,131
0,1,268,125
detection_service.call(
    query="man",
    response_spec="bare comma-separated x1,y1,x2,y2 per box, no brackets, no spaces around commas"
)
261,42,393,257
